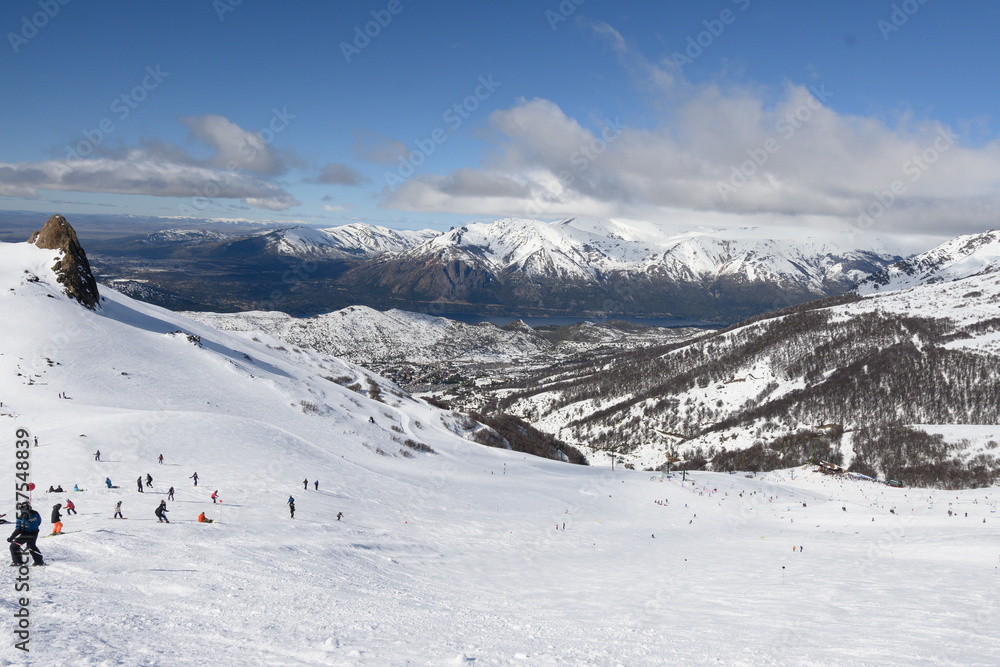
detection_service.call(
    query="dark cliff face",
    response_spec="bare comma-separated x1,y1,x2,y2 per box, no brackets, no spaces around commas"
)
28,215,101,309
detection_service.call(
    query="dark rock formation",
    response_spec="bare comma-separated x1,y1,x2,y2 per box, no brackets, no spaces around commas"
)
28,215,100,309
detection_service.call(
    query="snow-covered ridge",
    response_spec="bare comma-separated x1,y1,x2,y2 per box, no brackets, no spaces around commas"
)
392,217,899,288
258,223,438,259
188,306,552,365
137,229,228,245
487,230,1000,469
857,229,1000,294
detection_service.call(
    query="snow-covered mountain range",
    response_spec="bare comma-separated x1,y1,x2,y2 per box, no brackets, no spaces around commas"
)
89,218,902,321
248,223,438,260
484,229,1000,471
343,218,901,321
396,217,894,284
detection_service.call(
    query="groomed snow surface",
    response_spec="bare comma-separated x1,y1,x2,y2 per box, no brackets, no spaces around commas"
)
2,241,1000,665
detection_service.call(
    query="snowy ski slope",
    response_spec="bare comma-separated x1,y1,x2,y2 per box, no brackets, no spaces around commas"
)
1,239,999,665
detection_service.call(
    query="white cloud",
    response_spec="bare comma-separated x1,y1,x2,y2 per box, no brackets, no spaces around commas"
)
381,25,1000,237
181,114,292,175
0,116,301,211
315,163,369,186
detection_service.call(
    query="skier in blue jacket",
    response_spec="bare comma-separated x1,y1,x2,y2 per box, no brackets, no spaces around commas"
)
8,503,44,566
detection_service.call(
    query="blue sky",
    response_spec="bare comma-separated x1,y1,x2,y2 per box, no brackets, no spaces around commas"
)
1,0,998,238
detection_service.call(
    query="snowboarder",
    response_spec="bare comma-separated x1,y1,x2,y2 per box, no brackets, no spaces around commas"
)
314,480,319,491
158,454,163,465
94,450,100,461
106,477,113,489
190,472,198,486
114,501,124,519
336,512,343,521
50,504,63,535
8,503,43,566
145,474,153,488
137,477,144,493
167,487,175,502
198,512,214,524
154,500,169,523
288,496,295,519
303,478,308,490
211,490,219,504
369,416,375,423
64,499,76,515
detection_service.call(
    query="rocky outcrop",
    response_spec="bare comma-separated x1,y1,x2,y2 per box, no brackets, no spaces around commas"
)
28,215,100,309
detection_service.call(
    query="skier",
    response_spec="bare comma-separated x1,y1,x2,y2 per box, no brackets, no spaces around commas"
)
8,503,44,566
198,512,214,524
190,472,198,487
64,499,76,515
336,511,343,521
158,454,163,465
303,478,308,490
137,477,144,493
314,480,319,491
145,473,153,489
94,450,100,461
106,477,113,489
288,496,295,519
154,500,169,523
167,486,175,502
211,490,219,504
50,504,63,535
